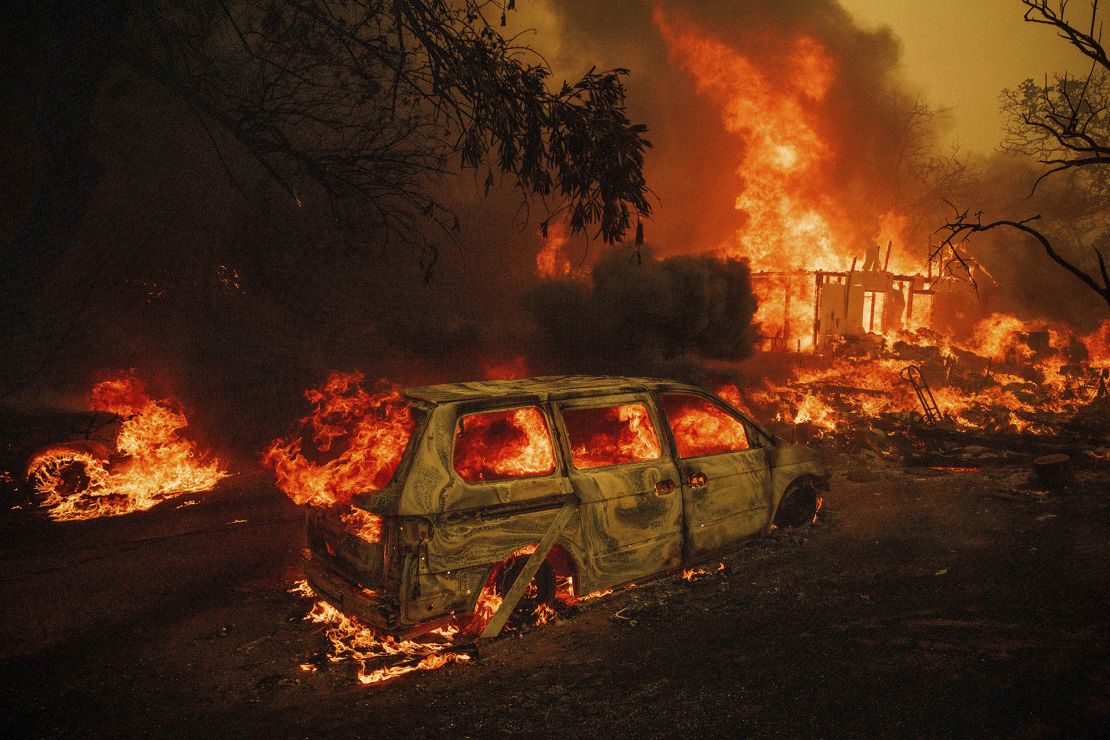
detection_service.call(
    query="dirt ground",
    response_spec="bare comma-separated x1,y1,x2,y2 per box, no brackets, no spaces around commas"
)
3,456,1109,738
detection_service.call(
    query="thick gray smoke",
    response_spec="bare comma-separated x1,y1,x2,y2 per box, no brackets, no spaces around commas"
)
523,248,758,386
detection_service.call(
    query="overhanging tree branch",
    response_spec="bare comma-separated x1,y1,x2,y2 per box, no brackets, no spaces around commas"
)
940,1,1110,308
936,204,1110,305
121,0,653,257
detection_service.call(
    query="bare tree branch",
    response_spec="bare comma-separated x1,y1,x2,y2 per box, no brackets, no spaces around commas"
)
935,2,1110,307
935,203,1110,306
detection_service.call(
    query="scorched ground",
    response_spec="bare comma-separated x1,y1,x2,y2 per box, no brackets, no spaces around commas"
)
2,451,1108,736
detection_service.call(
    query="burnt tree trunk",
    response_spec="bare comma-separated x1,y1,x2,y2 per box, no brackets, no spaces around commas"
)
1032,453,1076,490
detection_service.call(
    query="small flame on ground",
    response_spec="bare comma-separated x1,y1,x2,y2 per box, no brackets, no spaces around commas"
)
292,581,469,685
577,588,614,602
682,562,726,582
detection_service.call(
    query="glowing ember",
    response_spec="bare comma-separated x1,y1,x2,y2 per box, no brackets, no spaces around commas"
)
682,562,726,582
340,507,383,544
262,372,415,507
25,373,226,521
453,407,556,483
577,588,614,602
562,403,662,469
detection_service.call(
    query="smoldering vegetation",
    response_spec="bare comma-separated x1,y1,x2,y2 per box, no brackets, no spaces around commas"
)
523,249,758,386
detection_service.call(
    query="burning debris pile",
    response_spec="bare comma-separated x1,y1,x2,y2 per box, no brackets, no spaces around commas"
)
23,373,227,521
740,315,1110,457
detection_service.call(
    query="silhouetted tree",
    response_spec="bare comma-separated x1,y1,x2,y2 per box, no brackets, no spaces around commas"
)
0,0,652,394
937,0,1110,306
524,249,758,382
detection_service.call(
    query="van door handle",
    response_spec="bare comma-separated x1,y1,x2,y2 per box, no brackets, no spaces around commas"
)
688,471,708,489
654,479,676,496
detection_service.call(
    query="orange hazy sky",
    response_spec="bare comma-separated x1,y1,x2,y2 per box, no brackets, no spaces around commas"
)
839,0,1099,152
518,1,1101,154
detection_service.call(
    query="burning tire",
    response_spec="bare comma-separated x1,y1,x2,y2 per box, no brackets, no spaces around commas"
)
24,443,112,511
494,555,557,629
774,479,819,528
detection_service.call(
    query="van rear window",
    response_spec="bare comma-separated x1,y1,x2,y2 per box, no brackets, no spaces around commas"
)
453,406,556,483
561,402,662,469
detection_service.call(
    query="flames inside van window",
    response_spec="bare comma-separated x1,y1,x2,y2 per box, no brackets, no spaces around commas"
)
661,393,750,458
453,406,556,483
561,402,662,469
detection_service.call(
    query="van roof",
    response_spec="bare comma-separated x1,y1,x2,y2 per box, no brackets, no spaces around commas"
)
403,375,698,405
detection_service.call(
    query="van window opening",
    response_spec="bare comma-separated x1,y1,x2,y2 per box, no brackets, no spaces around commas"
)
453,406,557,483
560,402,662,469
660,393,751,458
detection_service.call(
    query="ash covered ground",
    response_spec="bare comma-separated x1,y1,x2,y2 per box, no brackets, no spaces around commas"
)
3,453,1108,738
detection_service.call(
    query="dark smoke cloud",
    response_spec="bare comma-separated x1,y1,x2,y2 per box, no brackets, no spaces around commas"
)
523,248,757,385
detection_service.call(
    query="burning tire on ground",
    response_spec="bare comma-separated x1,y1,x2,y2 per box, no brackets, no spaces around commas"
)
25,443,112,508
774,479,819,528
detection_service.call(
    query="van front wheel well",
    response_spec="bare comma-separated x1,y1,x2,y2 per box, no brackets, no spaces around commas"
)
773,477,821,529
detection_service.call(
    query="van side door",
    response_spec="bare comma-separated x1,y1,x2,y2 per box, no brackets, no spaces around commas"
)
657,391,771,561
552,393,684,592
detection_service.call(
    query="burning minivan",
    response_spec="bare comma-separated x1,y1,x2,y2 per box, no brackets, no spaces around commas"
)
296,376,828,639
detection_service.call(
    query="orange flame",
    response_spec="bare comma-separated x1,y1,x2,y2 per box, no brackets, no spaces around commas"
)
453,407,555,483
535,222,573,279
296,582,468,685
563,402,662,469
745,316,1110,436
662,393,751,457
262,372,414,507
339,507,383,544
25,373,226,521
653,7,918,348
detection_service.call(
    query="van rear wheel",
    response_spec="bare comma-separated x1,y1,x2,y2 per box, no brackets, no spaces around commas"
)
495,555,556,629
